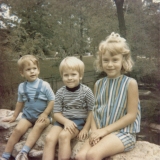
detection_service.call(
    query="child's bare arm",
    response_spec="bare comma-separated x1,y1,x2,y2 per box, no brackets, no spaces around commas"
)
37,100,54,123
54,112,77,134
2,102,24,123
91,112,97,131
89,113,100,146
42,100,54,116
77,111,92,140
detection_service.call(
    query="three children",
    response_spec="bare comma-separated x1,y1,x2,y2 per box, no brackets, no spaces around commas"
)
1,32,141,160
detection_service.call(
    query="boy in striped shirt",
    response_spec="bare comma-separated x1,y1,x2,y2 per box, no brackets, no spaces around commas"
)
42,56,95,160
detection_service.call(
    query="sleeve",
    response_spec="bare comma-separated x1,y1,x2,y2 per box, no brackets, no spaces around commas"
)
85,87,95,111
17,83,24,102
43,81,55,101
53,87,64,113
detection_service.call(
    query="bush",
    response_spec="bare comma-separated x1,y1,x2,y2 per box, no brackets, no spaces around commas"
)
0,30,20,109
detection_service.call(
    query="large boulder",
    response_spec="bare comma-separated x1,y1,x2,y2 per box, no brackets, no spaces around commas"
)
0,109,160,160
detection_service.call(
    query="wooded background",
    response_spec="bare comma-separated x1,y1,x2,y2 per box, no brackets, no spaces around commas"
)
0,0,160,123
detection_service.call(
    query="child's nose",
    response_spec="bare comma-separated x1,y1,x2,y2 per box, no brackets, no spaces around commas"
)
68,75,72,79
108,61,113,66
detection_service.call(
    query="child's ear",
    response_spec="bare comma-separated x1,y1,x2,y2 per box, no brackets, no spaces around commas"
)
80,76,83,80
20,71,24,77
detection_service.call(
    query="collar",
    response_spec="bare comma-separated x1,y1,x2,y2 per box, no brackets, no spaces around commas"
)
66,84,80,92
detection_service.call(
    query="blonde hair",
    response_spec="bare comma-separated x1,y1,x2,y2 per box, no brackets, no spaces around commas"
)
95,32,134,74
17,55,40,72
59,57,85,78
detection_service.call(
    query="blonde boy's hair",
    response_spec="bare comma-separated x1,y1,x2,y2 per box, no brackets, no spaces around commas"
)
59,56,85,78
95,32,134,74
17,55,40,72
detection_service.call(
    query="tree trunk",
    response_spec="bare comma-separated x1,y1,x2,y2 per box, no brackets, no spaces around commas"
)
114,0,126,38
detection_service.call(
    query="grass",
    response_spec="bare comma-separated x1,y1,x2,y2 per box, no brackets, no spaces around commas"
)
39,56,96,78
39,56,97,91
9,56,96,83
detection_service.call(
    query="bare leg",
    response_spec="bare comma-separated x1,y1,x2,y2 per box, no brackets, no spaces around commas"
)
25,118,50,148
86,133,124,160
4,119,32,153
42,126,63,160
75,139,91,160
58,129,79,160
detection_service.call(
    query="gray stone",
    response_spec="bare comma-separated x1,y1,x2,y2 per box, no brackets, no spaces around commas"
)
0,109,160,160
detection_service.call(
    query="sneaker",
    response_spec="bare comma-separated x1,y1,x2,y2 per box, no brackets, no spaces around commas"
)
15,152,28,160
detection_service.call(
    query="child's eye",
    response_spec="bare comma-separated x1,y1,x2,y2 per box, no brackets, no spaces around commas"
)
113,59,118,62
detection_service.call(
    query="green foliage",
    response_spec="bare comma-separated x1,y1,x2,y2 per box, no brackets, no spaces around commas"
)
0,29,20,109
3,0,119,58
0,0,160,116
129,58,160,89
1,0,159,60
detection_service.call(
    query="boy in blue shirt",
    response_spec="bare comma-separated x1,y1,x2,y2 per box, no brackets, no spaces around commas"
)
1,55,55,160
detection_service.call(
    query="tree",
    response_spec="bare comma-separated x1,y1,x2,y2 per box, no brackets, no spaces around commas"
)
114,0,126,38
2,0,56,58
2,0,119,58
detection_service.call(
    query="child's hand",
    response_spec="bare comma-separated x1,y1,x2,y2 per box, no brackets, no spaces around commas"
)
64,119,77,134
36,113,48,123
89,137,100,146
77,129,88,141
2,116,16,123
89,129,107,146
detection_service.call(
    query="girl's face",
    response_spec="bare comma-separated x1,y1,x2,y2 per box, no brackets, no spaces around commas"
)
102,51,123,78
62,68,82,88
21,61,40,82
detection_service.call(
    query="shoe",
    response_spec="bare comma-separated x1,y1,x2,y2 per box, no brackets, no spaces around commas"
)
15,152,28,160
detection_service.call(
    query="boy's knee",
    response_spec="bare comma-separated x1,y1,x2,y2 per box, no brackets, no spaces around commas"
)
58,131,69,141
45,134,53,143
34,121,48,130
13,127,23,136
45,133,57,145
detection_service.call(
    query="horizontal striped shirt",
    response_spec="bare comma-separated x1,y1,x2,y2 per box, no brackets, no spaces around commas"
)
93,75,141,133
54,84,95,119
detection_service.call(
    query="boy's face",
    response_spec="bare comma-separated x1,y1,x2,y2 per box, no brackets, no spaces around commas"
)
62,68,82,88
20,61,40,82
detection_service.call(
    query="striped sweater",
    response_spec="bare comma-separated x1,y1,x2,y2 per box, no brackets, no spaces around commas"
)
54,84,95,119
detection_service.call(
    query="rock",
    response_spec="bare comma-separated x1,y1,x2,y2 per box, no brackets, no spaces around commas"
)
141,122,160,133
106,141,160,160
0,109,160,160
0,109,85,159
